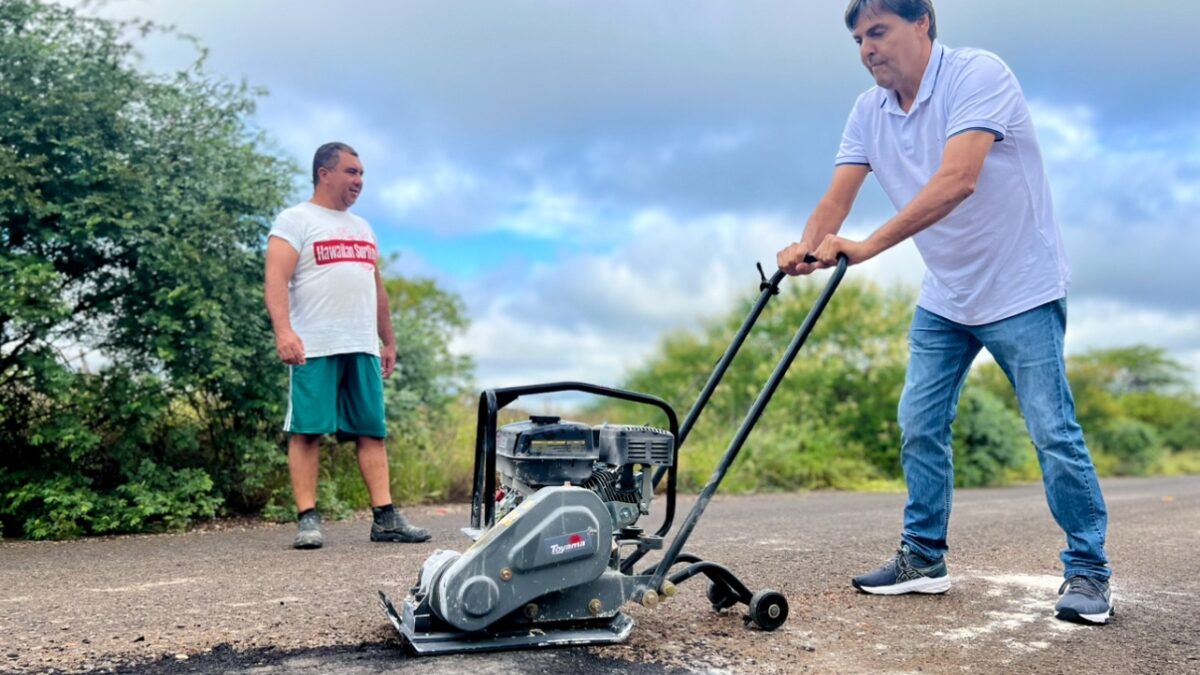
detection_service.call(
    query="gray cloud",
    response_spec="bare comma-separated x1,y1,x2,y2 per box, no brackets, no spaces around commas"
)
89,0,1199,230
75,0,1200,386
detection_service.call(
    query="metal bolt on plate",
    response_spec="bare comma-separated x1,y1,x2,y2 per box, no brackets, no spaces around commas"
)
641,590,659,609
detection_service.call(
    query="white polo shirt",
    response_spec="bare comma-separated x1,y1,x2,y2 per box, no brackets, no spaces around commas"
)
836,41,1070,325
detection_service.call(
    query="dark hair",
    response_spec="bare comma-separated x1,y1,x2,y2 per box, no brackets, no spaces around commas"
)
844,0,937,39
312,142,358,187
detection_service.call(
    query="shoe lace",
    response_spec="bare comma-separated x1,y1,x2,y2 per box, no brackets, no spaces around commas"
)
892,547,920,577
1059,575,1105,599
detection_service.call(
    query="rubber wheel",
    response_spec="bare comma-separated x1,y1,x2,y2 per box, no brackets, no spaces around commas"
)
706,580,739,611
748,589,789,631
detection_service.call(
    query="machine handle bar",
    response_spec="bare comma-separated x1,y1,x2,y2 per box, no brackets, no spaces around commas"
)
647,254,848,590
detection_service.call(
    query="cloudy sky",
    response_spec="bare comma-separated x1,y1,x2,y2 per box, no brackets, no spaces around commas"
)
81,0,1199,392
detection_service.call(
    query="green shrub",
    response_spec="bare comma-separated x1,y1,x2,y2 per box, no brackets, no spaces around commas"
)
0,460,221,539
952,387,1033,487
1151,450,1200,475
1095,417,1163,476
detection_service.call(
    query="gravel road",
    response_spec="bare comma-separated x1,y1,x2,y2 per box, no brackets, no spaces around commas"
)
1,476,1197,674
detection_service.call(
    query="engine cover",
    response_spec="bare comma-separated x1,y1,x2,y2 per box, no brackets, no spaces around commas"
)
431,485,612,632
496,416,598,488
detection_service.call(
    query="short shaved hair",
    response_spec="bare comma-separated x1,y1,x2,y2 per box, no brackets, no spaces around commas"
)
312,142,358,187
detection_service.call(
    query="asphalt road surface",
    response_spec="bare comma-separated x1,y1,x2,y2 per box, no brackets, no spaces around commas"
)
2,476,1197,674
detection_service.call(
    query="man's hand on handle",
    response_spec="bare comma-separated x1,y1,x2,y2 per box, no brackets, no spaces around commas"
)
776,242,819,276
811,234,875,267
779,234,876,276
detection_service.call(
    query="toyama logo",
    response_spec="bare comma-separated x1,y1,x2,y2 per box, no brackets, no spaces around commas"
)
550,533,587,555
542,529,595,561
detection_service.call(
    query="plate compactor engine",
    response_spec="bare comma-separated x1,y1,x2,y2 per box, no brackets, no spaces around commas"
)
386,414,677,653
380,256,849,655
494,417,672,530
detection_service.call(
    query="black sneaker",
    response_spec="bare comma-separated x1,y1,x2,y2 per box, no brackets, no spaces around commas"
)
370,509,431,543
1055,575,1114,624
852,544,951,595
293,510,323,550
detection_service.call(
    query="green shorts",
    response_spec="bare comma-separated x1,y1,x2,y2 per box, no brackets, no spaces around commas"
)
285,353,387,440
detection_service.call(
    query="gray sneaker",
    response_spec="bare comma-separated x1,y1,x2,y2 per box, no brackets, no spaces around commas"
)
851,544,951,595
1055,575,1114,624
370,510,431,543
293,510,323,550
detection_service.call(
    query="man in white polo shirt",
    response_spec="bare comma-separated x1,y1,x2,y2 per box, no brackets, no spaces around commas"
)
776,0,1113,624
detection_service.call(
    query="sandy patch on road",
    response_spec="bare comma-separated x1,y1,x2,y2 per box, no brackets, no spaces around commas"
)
933,572,1089,646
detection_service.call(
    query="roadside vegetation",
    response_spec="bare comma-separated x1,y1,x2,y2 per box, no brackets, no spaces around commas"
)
2,0,1196,540
593,281,1200,494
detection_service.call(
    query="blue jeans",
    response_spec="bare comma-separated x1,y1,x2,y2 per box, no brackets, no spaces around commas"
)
898,299,1110,580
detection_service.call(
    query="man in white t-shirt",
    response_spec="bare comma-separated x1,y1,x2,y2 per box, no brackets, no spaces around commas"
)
264,142,430,549
776,0,1112,624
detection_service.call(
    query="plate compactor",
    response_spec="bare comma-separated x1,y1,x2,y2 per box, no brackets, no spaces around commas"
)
380,255,847,655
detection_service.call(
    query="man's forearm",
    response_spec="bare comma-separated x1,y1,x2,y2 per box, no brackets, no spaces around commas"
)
802,197,852,248
264,280,293,334
865,170,975,256
375,277,395,347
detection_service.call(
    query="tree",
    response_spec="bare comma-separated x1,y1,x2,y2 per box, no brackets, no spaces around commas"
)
384,271,473,419
379,272,476,505
605,277,916,491
1071,346,1190,396
1,0,296,537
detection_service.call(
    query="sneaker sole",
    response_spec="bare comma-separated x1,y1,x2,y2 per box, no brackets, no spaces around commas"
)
853,575,952,595
371,532,431,543
1056,604,1115,625
293,536,323,550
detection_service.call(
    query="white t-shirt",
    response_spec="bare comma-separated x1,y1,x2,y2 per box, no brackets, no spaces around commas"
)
268,201,380,358
835,42,1070,326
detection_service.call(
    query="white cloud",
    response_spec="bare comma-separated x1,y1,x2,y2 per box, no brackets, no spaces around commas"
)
1030,103,1099,163
1028,101,1200,311
496,187,593,240
457,211,784,390
67,0,1200,393
455,209,932,392
454,188,1200,393
1064,298,1200,382
270,104,389,174
379,161,479,215
697,126,757,155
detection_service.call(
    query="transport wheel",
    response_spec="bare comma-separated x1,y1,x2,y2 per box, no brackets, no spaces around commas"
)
706,580,739,611
747,589,788,631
